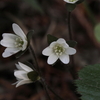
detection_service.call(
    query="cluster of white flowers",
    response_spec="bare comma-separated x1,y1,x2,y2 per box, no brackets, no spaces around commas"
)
42,38,76,65
0,23,27,58
0,23,76,87
63,0,78,4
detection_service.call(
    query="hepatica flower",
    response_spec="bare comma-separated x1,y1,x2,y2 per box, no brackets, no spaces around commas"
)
63,0,78,4
0,23,28,58
14,62,39,87
42,38,76,65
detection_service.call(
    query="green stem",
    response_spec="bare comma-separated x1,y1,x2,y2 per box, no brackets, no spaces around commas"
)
29,46,52,100
29,46,39,71
68,12,72,40
67,12,77,79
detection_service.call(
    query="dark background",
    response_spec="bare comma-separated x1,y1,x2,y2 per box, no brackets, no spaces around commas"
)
0,0,100,100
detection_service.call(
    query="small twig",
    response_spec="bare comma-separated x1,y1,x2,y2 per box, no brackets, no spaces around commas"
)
67,12,77,79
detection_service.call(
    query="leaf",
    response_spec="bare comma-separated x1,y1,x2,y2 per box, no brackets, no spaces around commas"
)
65,3,76,12
94,23,100,42
66,40,77,47
75,64,100,100
27,71,40,81
47,34,58,45
47,34,77,47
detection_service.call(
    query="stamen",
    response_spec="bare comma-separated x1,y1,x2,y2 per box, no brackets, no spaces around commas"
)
53,44,66,56
15,37,23,48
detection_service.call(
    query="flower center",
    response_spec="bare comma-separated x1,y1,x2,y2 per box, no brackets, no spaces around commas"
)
53,44,65,56
15,37,24,48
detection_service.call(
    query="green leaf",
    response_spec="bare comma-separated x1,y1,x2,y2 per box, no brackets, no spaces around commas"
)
75,64,100,100
65,3,76,12
66,40,77,47
47,34,77,47
27,71,40,82
76,0,84,4
47,34,58,45
94,23,100,42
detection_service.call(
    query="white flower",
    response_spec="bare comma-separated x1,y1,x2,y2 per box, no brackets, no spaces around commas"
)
63,0,78,4
0,23,28,58
13,62,33,87
42,38,76,65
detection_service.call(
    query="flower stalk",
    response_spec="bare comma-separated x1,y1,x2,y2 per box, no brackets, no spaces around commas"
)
67,12,77,79
29,46,52,100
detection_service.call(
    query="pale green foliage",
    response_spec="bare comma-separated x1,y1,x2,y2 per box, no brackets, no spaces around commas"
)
75,64,100,100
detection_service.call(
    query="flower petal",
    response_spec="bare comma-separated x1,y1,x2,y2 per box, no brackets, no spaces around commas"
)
59,54,69,64
12,23,26,39
18,62,33,72
47,54,58,64
66,47,76,55
57,38,66,44
42,47,52,56
63,0,78,4
0,33,18,47
14,70,28,80
16,80,32,87
2,47,20,58
49,41,57,48
15,64,23,70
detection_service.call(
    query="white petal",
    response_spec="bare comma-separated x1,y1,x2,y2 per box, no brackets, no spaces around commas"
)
66,47,76,55
14,70,28,80
2,47,20,58
63,0,78,4
59,54,69,64
49,41,57,48
18,62,33,72
16,80,32,87
0,33,18,47
15,64,23,70
47,54,58,64
2,33,17,39
12,23,26,39
57,38,66,44
42,47,52,56
12,80,21,86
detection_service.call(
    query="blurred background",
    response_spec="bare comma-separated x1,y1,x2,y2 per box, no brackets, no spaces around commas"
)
0,0,100,100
